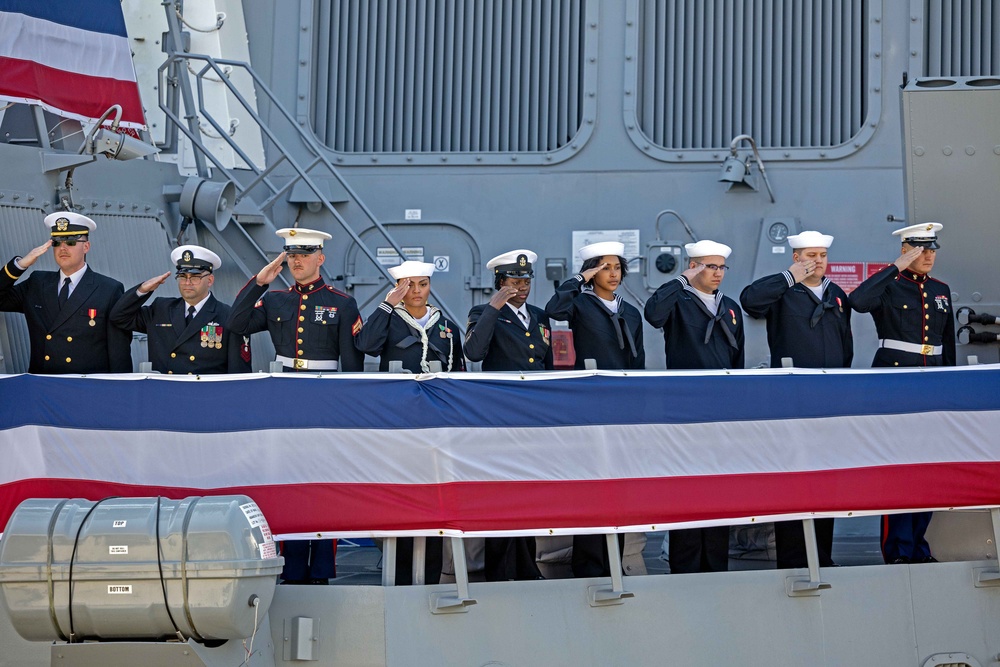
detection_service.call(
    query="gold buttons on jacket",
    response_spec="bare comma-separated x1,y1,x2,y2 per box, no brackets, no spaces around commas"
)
66,337,72,342
297,350,304,356
924,325,929,330
525,331,530,337
189,355,195,361
528,357,535,363
46,334,52,340
902,305,908,309
529,344,535,349
297,339,303,344
300,304,306,311
302,295,308,301
923,292,928,297
65,357,71,363
44,355,50,361
298,327,304,333
171,353,177,358
299,316,305,322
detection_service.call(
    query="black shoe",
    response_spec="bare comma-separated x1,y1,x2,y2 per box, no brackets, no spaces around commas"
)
921,556,938,564
308,578,330,585
281,579,308,585
890,557,910,565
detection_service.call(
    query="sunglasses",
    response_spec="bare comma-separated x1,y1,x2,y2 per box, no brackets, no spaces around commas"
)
51,237,87,247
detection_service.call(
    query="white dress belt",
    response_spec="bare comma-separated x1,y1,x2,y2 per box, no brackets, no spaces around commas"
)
878,339,943,355
275,355,339,370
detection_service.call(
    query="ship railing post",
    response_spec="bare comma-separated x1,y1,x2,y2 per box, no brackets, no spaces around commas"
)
412,537,426,585
430,537,478,614
382,537,396,586
786,519,832,596
974,507,1000,587
588,533,635,606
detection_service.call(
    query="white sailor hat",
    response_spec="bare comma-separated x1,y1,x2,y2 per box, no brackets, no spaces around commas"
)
170,245,222,273
579,241,625,261
388,260,435,280
787,230,834,249
45,211,96,237
276,227,332,254
487,249,537,278
684,239,732,259
893,222,943,249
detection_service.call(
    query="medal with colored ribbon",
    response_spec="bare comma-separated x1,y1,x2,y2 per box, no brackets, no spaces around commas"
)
88,308,96,327
729,308,736,326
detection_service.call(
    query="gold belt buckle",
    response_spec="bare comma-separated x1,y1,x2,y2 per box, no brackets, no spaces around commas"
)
294,358,306,369
920,344,933,355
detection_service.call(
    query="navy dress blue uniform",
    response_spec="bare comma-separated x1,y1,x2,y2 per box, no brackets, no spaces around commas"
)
644,240,743,574
544,276,645,370
464,303,552,370
644,276,745,370
1,211,132,375
740,238,853,568
354,301,465,372
111,291,250,374
1,260,132,374
851,223,955,564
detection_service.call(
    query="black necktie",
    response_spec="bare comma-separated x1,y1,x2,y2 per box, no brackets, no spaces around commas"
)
185,305,195,325
58,277,71,309
518,309,529,328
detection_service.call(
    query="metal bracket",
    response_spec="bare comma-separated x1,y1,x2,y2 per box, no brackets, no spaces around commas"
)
429,537,478,614
785,519,832,596
587,534,636,607
973,567,1000,588
785,576,833,597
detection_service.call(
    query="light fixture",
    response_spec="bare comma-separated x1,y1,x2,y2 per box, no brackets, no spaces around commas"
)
718,134,775,203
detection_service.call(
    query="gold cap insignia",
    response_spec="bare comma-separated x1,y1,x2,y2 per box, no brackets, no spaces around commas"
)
289,229,297,237
518,255,527,267
925,224,933,231
56,218,69,232
182,250,193,262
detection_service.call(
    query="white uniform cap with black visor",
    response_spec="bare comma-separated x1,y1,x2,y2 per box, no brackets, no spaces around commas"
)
276,227,332,255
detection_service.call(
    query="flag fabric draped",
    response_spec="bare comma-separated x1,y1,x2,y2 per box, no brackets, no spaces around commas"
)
0,0,145,129
1,367,999,540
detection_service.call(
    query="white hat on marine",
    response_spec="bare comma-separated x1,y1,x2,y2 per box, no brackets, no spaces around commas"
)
388,260,435,280
487,249,537,276
893,222,943,248
170,245,222,273
45,211,96,237
788,231,834,249
276,227,332,254
684,240,732,259
579,241,625,261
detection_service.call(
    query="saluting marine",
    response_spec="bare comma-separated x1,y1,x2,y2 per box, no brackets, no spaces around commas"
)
465,249,552,372
227,227,364,585
0,212,132,374
110,245,251,374
740,230,852,570
227,227,364,374
852,222,955,566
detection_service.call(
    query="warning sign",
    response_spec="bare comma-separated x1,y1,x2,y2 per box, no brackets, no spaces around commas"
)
826,262,892,294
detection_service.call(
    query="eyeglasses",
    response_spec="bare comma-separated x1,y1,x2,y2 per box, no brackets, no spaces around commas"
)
51,238,86,247
699,263,730,272
176,273,209,283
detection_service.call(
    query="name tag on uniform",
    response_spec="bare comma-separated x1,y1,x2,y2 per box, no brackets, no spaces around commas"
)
155,323,173,327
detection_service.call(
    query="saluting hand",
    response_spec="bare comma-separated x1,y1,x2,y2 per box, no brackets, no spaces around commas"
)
138,272,171,294
789,259,817,283
19,240,52,269
580,262,608,283
385,278,411,306
488,285,518,309
893,246,925,273
256,252,287,286
681,262,705,281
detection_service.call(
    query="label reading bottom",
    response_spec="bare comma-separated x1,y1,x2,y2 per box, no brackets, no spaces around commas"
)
108,585,132,595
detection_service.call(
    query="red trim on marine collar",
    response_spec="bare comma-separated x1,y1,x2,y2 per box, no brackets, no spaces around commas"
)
293,277,325,294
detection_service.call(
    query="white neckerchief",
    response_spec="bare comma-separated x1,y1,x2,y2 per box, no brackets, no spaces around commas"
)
58,264,88,299
393,305,453,372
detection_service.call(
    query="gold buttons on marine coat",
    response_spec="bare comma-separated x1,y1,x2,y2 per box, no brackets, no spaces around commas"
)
171,353,177,358
529,344,535,349
298,327,304,333
903,305,908,309
46,334,52,340
65,357,71,363
168,371,173,375
300,304,306,311
297,350,304,356
44,355,50,361
924,325,929,330
297,338,303,344
189,355,195,361
923,292,928,297
925,314,929,319
302,295,309,301
299,316,305,322
66,337,72,342
528,357,535,363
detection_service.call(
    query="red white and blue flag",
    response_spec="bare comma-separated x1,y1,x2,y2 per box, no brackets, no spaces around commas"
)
0,0,145,129
1,368,1000,540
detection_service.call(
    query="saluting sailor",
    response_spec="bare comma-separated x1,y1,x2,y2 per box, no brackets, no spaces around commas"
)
226,228,364,584
464,249,548,582
110,245,251,375
0,212,132,373
544,241,645,370
644,239,744,574
851,222,955,565
354,260,466,373
227,228,364,374
740,230,852,570
465,249,552,372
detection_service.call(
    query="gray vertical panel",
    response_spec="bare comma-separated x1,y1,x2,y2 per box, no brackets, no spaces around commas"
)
471,1,485,151
721,1,733,141
313,0,331,145
488,1,502,151
759,0,772,147
928,0,942,75
385,0,400,151
970,0,981,74
461,0,475,151
372,1,387,152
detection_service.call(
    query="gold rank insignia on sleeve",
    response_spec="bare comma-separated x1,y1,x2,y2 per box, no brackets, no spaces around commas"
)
352,316,363,335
